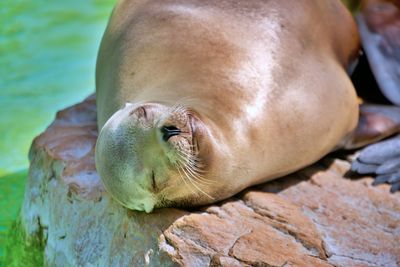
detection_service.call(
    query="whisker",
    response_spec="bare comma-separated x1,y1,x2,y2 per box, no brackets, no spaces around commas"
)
175,152,215,185
175,150,207,174
175,148,196,158
177,163,214,200
177,159,207,178
176,164,197,195
176,156,212,185
176,151,205,168
176,163,201,193
185,165,215,185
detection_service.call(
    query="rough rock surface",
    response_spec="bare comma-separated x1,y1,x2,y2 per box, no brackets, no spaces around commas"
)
19,96,400,266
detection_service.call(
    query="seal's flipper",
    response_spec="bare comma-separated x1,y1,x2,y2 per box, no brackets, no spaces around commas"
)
356,1,400,105
351,134,400,192
344,104,400,149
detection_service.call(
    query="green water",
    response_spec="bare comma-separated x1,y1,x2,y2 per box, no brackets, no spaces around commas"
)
0,0,116,263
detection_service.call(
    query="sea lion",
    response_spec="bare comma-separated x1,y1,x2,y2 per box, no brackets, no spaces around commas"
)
95,0,367,213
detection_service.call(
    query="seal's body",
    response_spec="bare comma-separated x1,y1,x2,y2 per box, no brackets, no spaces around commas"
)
95,0,360,212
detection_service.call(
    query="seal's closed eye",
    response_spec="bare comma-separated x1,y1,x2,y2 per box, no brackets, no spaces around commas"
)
161,125,181,141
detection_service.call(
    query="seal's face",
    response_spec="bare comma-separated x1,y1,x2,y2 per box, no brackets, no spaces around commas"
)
95,102,216,212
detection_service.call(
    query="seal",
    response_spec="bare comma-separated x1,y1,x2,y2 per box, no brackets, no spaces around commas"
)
95,0,362,212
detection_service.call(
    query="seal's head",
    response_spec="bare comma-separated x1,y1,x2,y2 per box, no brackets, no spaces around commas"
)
95,102,218,212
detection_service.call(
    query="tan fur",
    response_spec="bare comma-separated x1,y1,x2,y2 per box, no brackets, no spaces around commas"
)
95,0,360,212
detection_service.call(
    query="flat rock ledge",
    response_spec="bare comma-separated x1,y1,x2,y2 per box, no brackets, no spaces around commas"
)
14,96,400,266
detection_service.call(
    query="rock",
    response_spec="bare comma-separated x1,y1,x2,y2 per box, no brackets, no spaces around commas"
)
8,96,400,266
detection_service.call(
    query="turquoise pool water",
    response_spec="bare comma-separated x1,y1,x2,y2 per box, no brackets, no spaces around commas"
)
0,0,115,263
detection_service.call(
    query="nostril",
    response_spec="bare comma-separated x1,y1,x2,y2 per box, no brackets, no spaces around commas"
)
161,125,181,141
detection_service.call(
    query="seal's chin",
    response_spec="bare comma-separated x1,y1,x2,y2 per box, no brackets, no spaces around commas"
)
96,163,160,213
